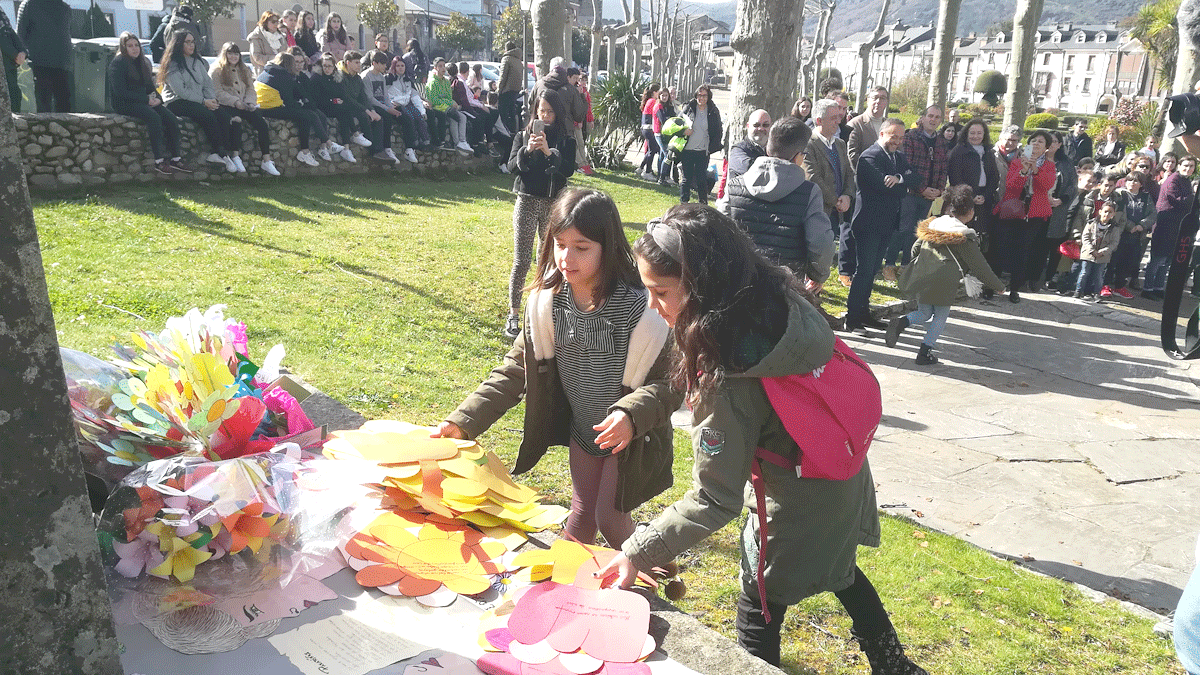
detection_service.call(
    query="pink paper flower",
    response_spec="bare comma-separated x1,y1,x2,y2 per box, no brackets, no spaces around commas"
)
112,527,166,578
262,387,316,435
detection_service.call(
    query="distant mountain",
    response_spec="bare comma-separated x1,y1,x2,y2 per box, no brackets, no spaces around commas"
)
663,0,1143,42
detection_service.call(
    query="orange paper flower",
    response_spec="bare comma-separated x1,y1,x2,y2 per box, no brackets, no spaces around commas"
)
345,517,507,597
219,502,278,554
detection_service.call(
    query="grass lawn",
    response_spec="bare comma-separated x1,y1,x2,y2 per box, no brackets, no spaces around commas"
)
33,170,1182,674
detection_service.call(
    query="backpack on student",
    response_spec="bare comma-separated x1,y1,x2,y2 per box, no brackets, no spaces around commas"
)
749,335,882,621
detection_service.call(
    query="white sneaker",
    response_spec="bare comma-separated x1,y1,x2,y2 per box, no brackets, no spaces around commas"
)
222,155,238,172
456,141,472,153
205,152,225,165
339,146,357,162
383,148,399,163
232,155,247,173
297,149,319,166
404,148,417,163
318,147,332,161
328,142,345,154
260,159,280,176
494,117,511,137
351,132,372,147
498,163,510,174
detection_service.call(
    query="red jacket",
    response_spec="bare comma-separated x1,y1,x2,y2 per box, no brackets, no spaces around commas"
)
996,155,1057,220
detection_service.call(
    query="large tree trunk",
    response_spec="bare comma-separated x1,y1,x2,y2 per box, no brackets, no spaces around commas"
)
926,0,962,110
856,0,890,109
1164,0,1200,155
730,0,804,135
0,54,123,675
589,0,602,79
627,0,642,77
532,0,567,77
1002,0,1045,129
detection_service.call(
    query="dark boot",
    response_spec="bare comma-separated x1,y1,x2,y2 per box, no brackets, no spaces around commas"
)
853,627,928,675
885,316,909,348
914,343,938,366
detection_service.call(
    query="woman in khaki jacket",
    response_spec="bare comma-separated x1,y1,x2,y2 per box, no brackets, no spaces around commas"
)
432,188,680,549
209,42,279,175
246,11,286,74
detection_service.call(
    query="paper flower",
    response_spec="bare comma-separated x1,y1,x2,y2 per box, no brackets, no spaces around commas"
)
262,387,316,436
112,526,167,578
123,486,165,539
218,502,278,554
344,516,507,598
148,531,214,583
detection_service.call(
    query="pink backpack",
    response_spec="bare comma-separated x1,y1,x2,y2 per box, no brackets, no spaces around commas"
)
749,336,881,620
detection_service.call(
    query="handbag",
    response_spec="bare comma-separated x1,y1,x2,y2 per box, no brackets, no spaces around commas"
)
1059,240,1081,260
997,172,1035,220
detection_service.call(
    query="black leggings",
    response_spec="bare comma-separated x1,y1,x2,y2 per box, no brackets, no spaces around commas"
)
31,65,70,112
166,98,230,155
996,217,1043,292
221,106,271,155
260,105,327,150
426,108,448,145
638,129,658,173
735,566,894,667
321,102,372,144
113,100,182,160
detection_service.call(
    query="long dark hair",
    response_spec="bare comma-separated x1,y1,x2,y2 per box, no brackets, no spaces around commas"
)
158,29,201,88
406,39,424,59
1051,131,1070,163
323,13,348,44
114,31,152,85
526,88,569,139
633,205,825,402
642,82,660,106
956,118,991,148
529,189,641,302
296,11,318,43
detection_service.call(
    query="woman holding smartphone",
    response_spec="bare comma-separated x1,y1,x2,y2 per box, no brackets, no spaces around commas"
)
994,130,1057,303
502,88,577,339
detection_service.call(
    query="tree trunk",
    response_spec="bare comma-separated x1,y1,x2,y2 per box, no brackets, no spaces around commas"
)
0,55,123,675
1164,0,1200,155
926,0,962,110
856,0,891,109
627,0,642,77
1002,0,1045,129
531,0,566,77
589,0,602,79
730,0,805,135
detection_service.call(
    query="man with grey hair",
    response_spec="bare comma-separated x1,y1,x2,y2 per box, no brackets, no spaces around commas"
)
804,98,855,286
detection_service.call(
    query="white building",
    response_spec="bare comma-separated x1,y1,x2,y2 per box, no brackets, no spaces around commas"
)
827,22,936,97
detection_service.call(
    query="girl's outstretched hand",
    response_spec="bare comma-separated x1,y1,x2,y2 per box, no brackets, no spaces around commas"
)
430,421,466,439
593,551,639,589
593,410,633,453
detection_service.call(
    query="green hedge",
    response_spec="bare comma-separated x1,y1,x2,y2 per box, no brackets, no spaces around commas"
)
1025,112,1059,130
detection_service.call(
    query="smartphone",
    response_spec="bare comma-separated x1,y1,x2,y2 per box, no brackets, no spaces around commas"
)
532,119,545,135
1022,145,1033,159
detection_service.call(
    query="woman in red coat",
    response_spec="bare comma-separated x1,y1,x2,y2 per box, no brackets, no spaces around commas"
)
994,129,1057,303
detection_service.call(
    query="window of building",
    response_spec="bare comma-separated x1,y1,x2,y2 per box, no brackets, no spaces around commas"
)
1034,71,1052,95
1097,32,1106,42
1067,55,1074,70
988,52,995,64
1043,53,1051,65
1063,76,1072,92
1087,55,1095,71
1075,33,1086,43
1082,77,1091,93
1051,32,1061,42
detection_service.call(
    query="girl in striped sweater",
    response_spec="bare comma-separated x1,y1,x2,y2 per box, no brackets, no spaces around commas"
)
433,188,681,548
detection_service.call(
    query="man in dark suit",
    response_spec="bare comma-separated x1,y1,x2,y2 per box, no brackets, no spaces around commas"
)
845,118,917,335
1066,118,1093,165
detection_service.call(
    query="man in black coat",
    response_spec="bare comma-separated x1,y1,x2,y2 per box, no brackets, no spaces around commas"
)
1066,118,1093,165
726,108,770,182
150,5,203,62
845,118,917,335
16,0,71,111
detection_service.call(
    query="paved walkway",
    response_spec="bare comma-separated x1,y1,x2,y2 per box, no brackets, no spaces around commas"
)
674,289,1199,615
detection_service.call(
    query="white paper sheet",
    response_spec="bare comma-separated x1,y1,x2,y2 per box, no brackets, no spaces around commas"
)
268,595,429,675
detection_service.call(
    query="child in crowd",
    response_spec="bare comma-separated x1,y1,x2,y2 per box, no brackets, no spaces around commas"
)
595,204,926,674
318,12,354,62
500,88,577,339
652,87,677,185
888,186,1005,365
361,49,413,163
310,52,373,156
386,56,432,153
286,46,345,162
109,31,186,175
433,188,678,550
427,58,468,153
158,29,238,173
338,51,392,163
210,42,279,175
1145,155,1198,300
1074,201,1123,301
1102,170,1156,298
636,83,661,179
254,52,333,167
1055,168,1100,294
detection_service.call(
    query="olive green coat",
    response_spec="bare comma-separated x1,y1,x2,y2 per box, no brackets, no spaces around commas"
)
446,285,680,514
899,216,1006,307
622,293,882,605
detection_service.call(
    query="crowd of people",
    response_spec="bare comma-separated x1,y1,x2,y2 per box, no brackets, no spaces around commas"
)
629,81,1200,363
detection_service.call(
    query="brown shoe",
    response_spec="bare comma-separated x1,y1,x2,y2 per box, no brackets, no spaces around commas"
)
881,266,898,283
838,274,853,288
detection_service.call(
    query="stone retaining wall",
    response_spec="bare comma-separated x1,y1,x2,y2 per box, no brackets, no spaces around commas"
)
15,113,497,190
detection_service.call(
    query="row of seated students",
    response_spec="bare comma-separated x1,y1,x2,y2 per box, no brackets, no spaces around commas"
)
109,29,509,176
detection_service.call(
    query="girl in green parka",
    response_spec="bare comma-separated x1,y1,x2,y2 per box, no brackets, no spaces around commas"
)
887,185,1006,365
432,188,680,550
597,204,927,675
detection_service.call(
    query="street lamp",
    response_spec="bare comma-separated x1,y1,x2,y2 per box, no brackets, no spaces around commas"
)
887,21,905,91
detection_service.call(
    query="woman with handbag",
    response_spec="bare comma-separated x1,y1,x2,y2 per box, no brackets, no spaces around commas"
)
994,130,1057,303
1029,131,1077,291
889,186,1005,365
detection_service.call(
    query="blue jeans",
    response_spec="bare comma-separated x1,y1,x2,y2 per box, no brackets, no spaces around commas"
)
847,226,892,324
1074,260,1107,295
1176,535,1200,675
656,134,671,179
905,304,951,347
1144,254,1172,292
884,194,933,266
